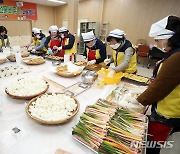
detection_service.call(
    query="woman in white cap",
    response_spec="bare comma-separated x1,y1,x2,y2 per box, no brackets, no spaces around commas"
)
82,31,106,65
135,15,180,154
44,25,61,55
105,29,137,73
54,27,76,57
26,27,38,49
31,28,46,53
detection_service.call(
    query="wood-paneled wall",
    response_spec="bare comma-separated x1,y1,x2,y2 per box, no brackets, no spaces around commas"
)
32,4,55,35
103,0,180,44
0,20,31,36
55,0,180,45
78,0,103,22
55,4,68,27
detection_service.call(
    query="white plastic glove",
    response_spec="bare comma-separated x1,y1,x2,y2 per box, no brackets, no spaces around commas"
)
87,60,96,65
83,56,86,60
107,69,115,78
53,46,58,50
54,50,59,55
32,48,36,52
130,97,140,104
82,56,88,63
47,48,53,55
104,58,111,65
109,63,115,69
58,46,62,51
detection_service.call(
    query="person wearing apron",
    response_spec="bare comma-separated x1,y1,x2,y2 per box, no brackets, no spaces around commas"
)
54,27,77,58
104,29,137,74
81,30,106,65
31,28,46,53
44,25,61,56
134,15,180,154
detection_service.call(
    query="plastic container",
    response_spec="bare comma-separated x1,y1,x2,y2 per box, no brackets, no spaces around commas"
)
97,68,123,84
16,52,22,65
64,54,70,64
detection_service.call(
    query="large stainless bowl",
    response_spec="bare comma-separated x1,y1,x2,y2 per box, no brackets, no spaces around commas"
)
81,70,98,84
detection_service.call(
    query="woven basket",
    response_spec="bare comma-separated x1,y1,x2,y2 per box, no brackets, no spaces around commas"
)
21,52,30,58
5,83,49,100
0,58,6,64
45,54,64,61
56,70,82,78
26,93,80,125
23,57,45,65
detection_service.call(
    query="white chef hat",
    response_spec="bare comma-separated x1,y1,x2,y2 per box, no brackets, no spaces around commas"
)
149,16,175,39
33,28,41,34
49,25,58,33
59,27,68,33
82,31,96,42
108,29,126,38
32,27,38,33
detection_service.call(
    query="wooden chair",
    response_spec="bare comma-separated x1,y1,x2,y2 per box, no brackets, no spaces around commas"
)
136,39,147,46
137,45,150,64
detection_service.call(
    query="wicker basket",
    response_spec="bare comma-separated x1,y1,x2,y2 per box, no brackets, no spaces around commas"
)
5,83,49,100
23,57,45,65
56,70,82,78
21,52,30,58
45,54,64,61
0,58,7,64
26,93,80,125
7,54,16,62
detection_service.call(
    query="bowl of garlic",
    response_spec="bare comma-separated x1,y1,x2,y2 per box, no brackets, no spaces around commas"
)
5,78,49,99
26,93,79,124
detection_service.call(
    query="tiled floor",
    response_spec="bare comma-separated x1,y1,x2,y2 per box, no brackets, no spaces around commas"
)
136,57,158,77
137,64,153,78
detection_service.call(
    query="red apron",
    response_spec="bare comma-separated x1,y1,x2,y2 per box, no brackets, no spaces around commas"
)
60,38,66,57
60,38,73,60
148,121,172,143
88,50,96,61
50,39,61,56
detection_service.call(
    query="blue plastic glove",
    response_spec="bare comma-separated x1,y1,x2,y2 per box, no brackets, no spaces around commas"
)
48,48,53,55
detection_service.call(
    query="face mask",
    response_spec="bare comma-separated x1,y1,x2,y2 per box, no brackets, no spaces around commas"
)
110,43,121,50
61,34,65,39
88,40,96,48
157,39,167,52
36,35,40,39
51,36,57,39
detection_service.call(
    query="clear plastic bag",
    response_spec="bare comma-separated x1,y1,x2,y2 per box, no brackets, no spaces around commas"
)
0,123,29,153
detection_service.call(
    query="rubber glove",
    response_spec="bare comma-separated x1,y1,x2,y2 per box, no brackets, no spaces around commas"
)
54,50,59,55
87,60,96,65
58,46,62,51
53,46,58,50
47,48,53,55
32,48,36,52
104,58,111,65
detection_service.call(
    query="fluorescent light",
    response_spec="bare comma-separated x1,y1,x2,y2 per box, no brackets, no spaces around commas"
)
48,0,66,4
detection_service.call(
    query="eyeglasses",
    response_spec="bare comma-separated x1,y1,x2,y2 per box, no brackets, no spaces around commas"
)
85,41,91,43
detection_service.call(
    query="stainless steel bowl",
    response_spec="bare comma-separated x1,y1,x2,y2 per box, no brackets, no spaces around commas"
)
81,70,97,84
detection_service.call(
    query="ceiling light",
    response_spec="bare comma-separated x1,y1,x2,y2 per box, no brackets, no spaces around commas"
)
48,0,66,4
